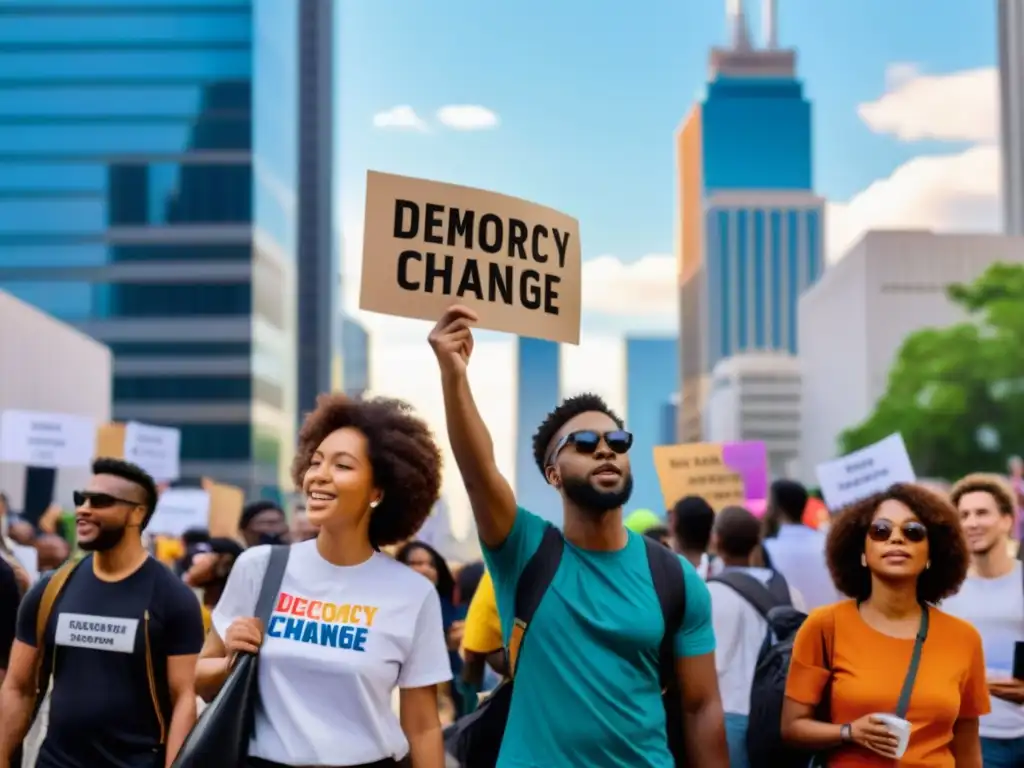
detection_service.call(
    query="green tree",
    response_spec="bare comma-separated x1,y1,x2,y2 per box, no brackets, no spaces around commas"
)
838,262,1024,479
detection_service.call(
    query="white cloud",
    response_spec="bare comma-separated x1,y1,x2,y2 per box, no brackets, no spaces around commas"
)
436,105,500,131
827,144,999,259
828,65,1001,260
857,66,997,143
582,253,675,317
372,105,428,132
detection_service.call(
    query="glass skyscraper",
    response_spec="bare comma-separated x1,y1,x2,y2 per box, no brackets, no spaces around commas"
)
675,4,824,440
624,337,679,514
0,0,303,493
514,338,561,525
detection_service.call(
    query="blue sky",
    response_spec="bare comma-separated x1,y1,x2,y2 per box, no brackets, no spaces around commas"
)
335,0,995,270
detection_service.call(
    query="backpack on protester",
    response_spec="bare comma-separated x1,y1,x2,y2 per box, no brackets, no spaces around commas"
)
707,570,821,768
172,545,290,768
444,528,688,768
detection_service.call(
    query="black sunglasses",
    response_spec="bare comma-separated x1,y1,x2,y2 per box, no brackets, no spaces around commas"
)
73,490,141,510
547,429,633,466
868,519,928,544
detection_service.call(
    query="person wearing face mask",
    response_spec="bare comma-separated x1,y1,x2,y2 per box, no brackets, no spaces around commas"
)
782,483,988,767
0,458,204,768
429,306,726,768
195,394,452,768
239,500,289,548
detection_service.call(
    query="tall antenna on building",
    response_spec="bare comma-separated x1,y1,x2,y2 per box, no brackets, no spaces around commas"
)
726,0,752,50
763,0,778,48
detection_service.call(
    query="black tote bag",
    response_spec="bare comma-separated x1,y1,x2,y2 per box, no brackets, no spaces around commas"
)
172,545,290,768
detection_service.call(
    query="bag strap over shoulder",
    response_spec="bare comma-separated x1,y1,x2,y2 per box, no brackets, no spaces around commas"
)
894,607,929,718
255,545,290,632
34,556,85,694
507,525,563,678
643,536,687,767
709,571,789,619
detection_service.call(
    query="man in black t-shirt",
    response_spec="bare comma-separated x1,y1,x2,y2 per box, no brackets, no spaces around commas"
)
0,558,19,682
0,458,204,768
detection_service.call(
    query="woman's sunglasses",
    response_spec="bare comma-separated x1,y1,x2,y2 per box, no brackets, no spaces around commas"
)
73,490,140,509
547,429,633,466
868,519,928,544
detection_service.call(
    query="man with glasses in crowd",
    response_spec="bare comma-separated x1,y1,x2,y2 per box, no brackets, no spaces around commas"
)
0,458,204,768
430,305,728,768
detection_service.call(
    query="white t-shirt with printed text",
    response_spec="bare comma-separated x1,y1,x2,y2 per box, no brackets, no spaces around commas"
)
212,541,452,765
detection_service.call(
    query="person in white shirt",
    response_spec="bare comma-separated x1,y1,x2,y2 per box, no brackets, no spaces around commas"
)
943,473,1024,768
195,394,453,768
761,479,838,610
706,506,806,768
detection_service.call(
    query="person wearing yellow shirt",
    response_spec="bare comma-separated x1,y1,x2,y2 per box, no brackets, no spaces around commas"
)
458,570,507,715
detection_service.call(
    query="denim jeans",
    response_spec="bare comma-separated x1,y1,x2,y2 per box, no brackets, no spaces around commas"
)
724,712,750,768
981,736,1024,767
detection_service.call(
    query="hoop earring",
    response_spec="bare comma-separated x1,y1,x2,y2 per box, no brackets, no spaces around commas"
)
860,553,867,568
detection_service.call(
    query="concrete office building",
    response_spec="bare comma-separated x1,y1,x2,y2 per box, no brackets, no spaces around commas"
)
675,0,824,442
797,230,1024,484
624,336,679,513
0,1,316,494
0,291,112,512
703,352,800,477
1000,0,1024,235
514,338,561,525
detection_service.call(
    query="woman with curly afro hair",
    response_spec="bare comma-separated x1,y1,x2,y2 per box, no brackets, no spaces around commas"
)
781,483,989,768
195,394,451,768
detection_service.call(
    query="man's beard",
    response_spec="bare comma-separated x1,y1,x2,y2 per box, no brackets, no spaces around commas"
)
79,522,128,552
562,473,634,516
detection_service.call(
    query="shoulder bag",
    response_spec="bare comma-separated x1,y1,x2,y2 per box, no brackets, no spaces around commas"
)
172,544,290,768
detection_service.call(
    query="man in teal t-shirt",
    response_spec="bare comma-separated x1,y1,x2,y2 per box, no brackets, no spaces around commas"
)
430,305,728,768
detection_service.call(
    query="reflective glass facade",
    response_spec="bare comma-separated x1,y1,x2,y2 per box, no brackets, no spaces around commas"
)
514,338,561,526
0,0,300,493
625,337,679,514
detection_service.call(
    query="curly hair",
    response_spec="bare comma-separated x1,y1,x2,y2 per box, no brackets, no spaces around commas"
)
531,392,623,475
291,394,442,547
949,473,1016,517
825,482,969,604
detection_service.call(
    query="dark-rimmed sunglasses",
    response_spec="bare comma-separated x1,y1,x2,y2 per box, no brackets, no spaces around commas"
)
546,429,633,466
868,519,928,543
73,490,141,510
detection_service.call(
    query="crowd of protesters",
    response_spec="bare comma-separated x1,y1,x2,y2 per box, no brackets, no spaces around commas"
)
0,306,1019,767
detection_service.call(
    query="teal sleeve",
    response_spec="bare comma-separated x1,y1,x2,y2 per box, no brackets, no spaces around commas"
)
480,507,547,643
673,555,716,657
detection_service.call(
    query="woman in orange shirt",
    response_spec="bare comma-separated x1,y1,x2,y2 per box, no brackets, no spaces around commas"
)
781,483,989,767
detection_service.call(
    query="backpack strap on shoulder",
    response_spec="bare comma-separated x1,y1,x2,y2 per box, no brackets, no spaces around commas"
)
709,571,789,619
34,556,85,702
643,536,687,766
507,525,563,678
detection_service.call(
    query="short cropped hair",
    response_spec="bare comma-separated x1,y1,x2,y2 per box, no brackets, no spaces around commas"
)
291,394,442,548
950,473,1016,517
825,483,968,604
713,505,762,558
531,393,623,476
671,495,715,552
240,500,283,530
92,457,159,528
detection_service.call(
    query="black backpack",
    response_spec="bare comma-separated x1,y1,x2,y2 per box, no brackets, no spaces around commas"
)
445,527,687,767
708,571,812,768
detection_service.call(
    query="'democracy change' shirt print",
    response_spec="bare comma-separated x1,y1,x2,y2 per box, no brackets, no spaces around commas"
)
211,541,451,766
15,556,204,768
359,171,582,344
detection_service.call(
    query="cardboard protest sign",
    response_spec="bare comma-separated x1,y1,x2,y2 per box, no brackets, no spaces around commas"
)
815,433,915,511
204,479,245,538
359,171,582,344
653,440,768,511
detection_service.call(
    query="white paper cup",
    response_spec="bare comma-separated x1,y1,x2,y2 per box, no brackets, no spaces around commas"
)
872,713,911,759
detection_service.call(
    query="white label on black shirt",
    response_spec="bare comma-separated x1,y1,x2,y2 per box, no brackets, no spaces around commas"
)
55,612,138,654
